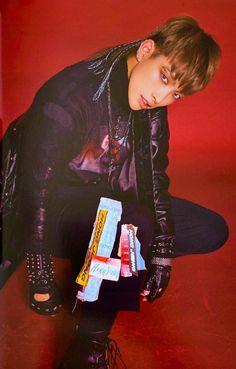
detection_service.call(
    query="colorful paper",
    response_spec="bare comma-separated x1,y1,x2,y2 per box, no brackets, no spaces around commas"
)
89,256,121,281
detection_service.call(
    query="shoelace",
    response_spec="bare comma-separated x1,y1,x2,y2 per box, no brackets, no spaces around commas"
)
106,338,127,369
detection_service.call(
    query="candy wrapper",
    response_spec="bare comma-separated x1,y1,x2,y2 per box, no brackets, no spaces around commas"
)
75,198,146,304
76,197,122,302
119,224,146,277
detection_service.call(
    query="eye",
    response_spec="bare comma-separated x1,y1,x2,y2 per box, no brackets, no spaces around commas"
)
173,92,181,100
160,72,168,84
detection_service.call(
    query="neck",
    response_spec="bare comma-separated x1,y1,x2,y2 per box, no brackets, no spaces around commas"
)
126,52,138,79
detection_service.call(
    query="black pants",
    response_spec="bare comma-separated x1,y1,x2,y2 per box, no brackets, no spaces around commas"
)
44,182,228,311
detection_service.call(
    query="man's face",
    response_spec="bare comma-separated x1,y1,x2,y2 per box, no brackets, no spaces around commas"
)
127,40,183,110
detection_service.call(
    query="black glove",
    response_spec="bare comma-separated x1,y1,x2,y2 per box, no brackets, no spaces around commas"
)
142,262,171,303
141,235,174,303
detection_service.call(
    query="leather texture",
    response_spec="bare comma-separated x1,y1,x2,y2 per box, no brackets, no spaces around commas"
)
143,264,172,302
1,43,174,270
26,252,61,315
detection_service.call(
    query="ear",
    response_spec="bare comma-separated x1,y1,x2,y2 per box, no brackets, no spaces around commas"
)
136,39,156,62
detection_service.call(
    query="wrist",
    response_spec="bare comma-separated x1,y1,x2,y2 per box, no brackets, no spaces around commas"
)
150,257,172,266
151,236,175,258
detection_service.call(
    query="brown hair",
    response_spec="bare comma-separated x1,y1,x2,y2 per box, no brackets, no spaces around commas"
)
148,16,221,95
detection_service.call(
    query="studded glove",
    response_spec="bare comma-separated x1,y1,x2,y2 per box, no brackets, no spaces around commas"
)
142,236,174,303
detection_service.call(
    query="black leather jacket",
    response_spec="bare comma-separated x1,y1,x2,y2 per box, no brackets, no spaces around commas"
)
1,42,174,265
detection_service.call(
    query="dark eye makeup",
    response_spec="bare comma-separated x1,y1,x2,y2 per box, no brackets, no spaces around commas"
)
160,71,168,84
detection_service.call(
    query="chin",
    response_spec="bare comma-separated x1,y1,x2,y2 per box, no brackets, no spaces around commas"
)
128,99,140,111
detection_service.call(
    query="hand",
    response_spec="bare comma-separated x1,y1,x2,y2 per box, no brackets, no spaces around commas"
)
141,264,171,303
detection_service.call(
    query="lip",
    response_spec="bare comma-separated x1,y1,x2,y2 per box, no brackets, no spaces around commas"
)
139,95,152,109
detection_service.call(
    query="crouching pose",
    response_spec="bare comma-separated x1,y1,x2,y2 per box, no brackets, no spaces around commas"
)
1,16,228,368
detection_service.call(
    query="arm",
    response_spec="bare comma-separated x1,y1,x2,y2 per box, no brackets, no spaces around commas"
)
142,107,174,302
19,101,78,251
149,106,174,257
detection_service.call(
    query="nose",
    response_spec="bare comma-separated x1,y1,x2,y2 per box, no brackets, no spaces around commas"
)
153,86,175,105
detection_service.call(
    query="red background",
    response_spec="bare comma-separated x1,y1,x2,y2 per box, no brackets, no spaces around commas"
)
1,0,236,217
1,2,236,369
1,0,236,154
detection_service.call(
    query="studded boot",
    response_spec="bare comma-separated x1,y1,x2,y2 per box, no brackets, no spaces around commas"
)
26,252,61,315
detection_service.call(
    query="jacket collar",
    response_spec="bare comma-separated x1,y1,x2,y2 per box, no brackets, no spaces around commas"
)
109,56,130,114
87,40,141,101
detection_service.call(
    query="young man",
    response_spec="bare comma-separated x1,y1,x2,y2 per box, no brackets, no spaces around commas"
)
1,16,228,368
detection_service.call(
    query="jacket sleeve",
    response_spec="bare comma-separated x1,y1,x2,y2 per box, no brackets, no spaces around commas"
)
148,107,175,258
19,100,80,252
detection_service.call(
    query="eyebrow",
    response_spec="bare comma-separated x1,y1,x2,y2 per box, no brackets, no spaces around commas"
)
162,65,183,95
162,65,176,81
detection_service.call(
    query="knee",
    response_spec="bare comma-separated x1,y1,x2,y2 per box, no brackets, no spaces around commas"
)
120,202,154,259
207,212,229,252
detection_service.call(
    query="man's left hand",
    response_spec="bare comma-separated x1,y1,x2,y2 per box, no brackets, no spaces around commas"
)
141,264,171,303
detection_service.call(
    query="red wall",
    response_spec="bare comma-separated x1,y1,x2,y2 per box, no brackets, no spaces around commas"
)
1,0,236,158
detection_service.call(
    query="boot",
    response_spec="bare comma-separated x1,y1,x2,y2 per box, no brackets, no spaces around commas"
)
59,328,127,369
26,252,61,315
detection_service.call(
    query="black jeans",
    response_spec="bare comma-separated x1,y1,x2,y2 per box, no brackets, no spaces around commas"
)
44,182,228,311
